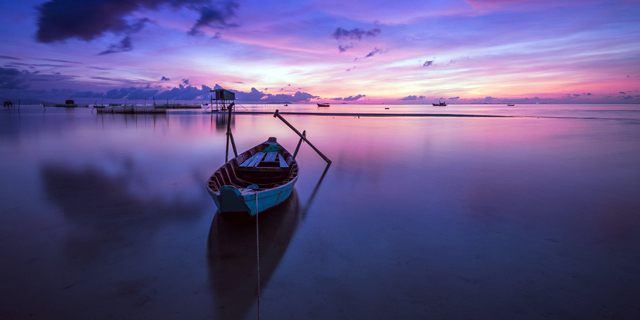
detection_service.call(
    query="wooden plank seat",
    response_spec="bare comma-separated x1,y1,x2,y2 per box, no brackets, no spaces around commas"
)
278,154,289,168
240,152,265,167
239,150,289,169
264,151,278,163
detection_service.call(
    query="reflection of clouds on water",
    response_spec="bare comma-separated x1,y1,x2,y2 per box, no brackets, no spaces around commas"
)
207,190,299,320
40,161,205,263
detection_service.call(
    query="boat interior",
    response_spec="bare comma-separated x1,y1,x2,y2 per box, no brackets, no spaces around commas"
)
208,140,298,191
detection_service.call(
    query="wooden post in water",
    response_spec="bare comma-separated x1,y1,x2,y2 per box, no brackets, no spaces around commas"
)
274,110,331,164
293,130,306,159
225,102,237,162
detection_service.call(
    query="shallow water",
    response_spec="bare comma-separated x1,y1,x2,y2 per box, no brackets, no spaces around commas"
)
1,105,639,319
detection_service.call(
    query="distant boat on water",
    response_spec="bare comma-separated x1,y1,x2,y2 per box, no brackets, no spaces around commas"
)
507,104,515,106
432,100,446,107
317,103,330,107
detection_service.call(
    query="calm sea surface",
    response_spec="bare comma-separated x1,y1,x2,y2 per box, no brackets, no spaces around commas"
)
1,104,639,319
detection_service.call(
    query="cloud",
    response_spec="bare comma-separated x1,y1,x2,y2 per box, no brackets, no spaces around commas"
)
423,60,434,67
41,58,81,64
161,76,170,81
0,55,22,60
99,36,133,55
400,95,426,101
343,94,366,101
338,44,354,52
35,0,236,52
156,84,213,100
619,91,626,94
212,85,318,102
449,96,460,100
72,91,105,98
332,23,381,41
332,22,381,52
365,47,384,58
182,79,190,85
188,2,239,36
0,67,30,89
36,0,158,43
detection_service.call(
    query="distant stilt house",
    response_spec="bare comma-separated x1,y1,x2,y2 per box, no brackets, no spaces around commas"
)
3,100,13,107
55,100,79,107
210,89,236,112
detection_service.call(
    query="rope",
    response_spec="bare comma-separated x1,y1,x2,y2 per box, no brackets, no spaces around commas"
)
256,194,261,320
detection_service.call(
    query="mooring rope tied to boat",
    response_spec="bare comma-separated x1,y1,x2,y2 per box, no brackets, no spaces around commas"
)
256,195,261,320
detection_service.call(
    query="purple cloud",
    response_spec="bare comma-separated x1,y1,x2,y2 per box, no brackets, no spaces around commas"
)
99,36,132,55
35,0,237,52
423,60,434,67
343,94,366,101
332,23,381,41
0,67,30,89
188,2,239,36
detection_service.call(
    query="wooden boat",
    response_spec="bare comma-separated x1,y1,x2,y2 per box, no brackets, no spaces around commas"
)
206,137,299,219
432,100,446,106
317,103,330,107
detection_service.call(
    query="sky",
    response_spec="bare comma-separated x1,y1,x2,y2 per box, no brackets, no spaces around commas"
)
1,0,639,104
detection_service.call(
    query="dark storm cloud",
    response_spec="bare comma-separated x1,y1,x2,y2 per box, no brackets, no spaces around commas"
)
343,94,365,101
332,23,381,41
188,2,239,36
99,36,133,55
36,0,154,42
35,0,237,52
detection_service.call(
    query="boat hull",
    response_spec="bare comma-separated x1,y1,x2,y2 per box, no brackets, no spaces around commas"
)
207,176,297,218
206,138,299,219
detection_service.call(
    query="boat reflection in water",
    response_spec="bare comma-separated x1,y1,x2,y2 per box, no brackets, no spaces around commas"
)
207,189,300,320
